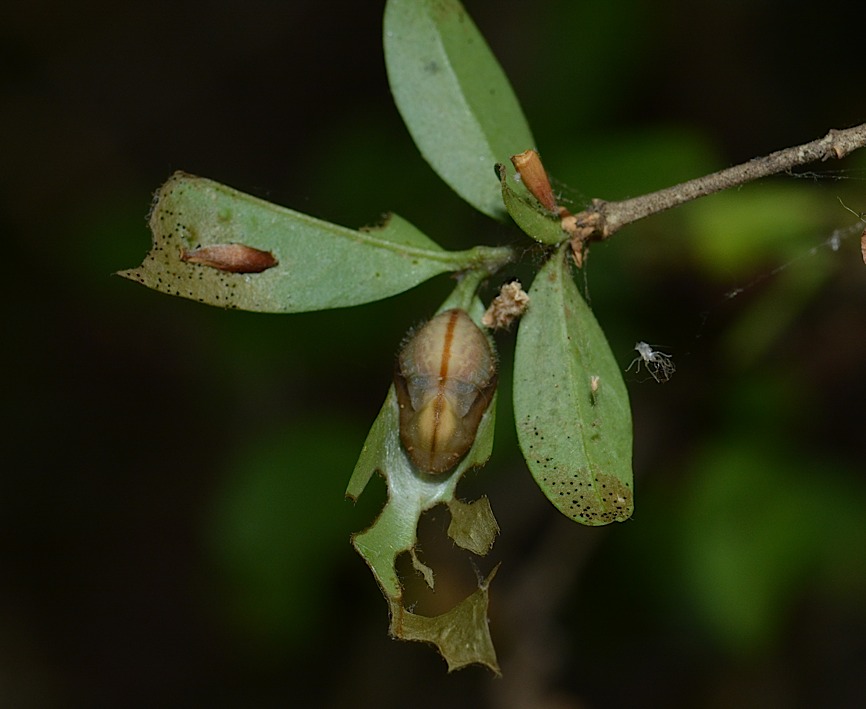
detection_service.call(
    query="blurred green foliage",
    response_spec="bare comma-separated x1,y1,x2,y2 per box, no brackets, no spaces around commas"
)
205,418,368,650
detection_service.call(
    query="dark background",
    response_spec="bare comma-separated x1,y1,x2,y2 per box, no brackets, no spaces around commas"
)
3,1,865,707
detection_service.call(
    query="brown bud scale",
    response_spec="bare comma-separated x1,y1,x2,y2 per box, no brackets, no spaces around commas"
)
394,309,497,473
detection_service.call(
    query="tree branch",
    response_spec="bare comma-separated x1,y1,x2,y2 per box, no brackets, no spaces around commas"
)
559,123,866,251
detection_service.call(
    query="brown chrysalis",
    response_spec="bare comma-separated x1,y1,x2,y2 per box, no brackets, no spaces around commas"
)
394,309,497,474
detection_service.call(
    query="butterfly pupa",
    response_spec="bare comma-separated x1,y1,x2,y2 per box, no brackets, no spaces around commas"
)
394,309,497,474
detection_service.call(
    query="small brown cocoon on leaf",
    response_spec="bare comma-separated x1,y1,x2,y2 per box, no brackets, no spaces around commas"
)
181,243,278,273
394,309,497,473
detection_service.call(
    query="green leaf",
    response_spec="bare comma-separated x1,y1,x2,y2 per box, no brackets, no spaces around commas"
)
446,496,499,556
346,271,497,595
498,163,569,245
389,566,500,675
384,0,535,220
514,245,634,525
346,271,500,671
117,172,511,312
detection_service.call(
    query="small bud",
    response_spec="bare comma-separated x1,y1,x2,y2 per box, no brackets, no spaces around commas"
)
511,149,558,213
180,243,278,273
394,309,497,474
511,149,597,269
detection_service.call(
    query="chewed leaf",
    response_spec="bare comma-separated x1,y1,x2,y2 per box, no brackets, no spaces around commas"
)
514,245,634,525
118,172,509,313
384,0,535,220
346,273,497,597
347,380,496,598
389,566,500,675
346,271,495,502
346,272,500,671
446,497,499,556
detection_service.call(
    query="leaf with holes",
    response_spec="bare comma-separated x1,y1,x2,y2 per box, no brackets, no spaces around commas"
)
514,245,634,525
347,271,497,593
346,270,500,672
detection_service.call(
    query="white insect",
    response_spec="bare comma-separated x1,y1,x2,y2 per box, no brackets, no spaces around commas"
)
627,342,675,383
589,375,600,405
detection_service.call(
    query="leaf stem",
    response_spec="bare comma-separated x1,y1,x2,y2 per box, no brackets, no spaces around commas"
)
566,123,866,243
460,244,517,275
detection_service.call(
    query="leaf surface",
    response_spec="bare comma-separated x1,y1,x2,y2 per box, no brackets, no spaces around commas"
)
389,566,500,675
384,0,535,220
118,172,509,312
347,272,497,593
346,271,500,671
514,245,634,525
498,163,568,244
